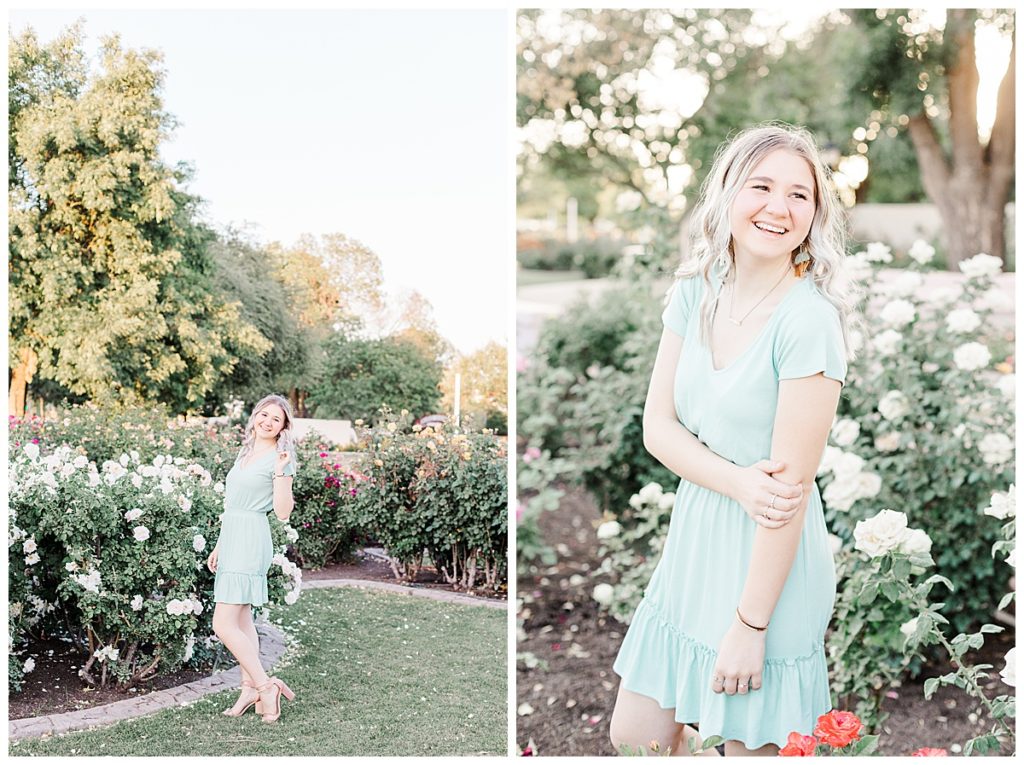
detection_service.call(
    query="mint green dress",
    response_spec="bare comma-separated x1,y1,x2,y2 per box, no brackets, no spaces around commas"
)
214,449,295,606
612,272,847,749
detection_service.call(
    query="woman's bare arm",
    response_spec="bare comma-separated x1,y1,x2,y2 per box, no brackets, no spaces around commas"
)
643,328,804,524
735,373,841,627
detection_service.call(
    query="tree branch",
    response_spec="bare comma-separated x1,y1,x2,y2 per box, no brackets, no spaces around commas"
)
986,35,1015,205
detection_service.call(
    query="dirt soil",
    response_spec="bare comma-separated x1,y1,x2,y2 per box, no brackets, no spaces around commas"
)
516,486,1016,756
10,550,504,721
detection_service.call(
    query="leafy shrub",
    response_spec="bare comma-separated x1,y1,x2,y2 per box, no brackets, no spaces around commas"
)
517,236,625,278
8,441,300,690
351,412,507,590
819,248,1014,634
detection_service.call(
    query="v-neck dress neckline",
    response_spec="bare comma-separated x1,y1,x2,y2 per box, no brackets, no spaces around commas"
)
708,274,808,374
240,446,277,471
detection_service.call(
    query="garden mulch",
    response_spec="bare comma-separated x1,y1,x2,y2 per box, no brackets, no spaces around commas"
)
10,549,504,723
517,486,1016,756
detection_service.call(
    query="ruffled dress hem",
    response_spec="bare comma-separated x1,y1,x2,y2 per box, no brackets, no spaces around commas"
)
213,570,269,606
612,599,832,749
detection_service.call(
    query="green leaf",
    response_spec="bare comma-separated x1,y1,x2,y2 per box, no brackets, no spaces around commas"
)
847,734,879,756
924,677,939,699
701,735,725,750
924,574,954,590
980,624,1004,634
880,579,900,602
998,592,1014,610
859,581,879,604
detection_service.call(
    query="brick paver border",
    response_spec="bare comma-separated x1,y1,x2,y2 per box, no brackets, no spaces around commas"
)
9,579,506,741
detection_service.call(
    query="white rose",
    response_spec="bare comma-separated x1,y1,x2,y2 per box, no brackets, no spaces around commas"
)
974,286,1012,312
73,455,89,469
183,635,196,662
907,239,935,265
65,561,79,572
887,271,923,297
593,583,615,606
23,443,40,461
597,521,622,540
900,617,919,637
846,251,873,281
945,308,981,334
25,552,40,566
958,253,1003,279
898,527,932,556
833,451,866,479
125,508,143,522
950,344,991,374
874,432,901,452
284,589,300,605
165,599,185,616
854,509,909,558
130,473,143,488
995,374,1015,399
193,534,206,552
865,241,893,263
133,526,150,542
978,432,1013,466
855,471,882,499
658,492,676,510
823,476,861,512
921,362,939,374
23,538,37,554
23,657,36,673
189,598,203,615
831,419,860,447
637,483,663,504
283,525,299,543
872,329,902,357
878,391,911,421
818,445,844,475
130,594,144,611
880,299,916,328
1000,647,1015,687
984,486,1015,520
178,495,192,513
214,482,225,494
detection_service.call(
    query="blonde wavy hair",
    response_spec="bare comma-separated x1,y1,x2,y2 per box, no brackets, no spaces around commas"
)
237,394,299,470
675,122,861,359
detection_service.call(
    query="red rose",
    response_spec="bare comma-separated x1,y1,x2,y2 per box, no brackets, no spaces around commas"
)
813,710,862,748
911,748,948,757
779,732,818,756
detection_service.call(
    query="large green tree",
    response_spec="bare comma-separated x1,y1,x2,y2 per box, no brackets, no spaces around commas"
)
306,333,442,421
846,8,1015,267
9,27,269,414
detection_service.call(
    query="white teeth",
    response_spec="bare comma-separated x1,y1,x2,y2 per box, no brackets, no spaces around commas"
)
755,222,786,234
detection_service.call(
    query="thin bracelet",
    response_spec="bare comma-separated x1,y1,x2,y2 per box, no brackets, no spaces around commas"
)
736,607,768,632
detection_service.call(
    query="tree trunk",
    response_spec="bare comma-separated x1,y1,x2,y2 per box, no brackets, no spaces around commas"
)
905,9,1014,270
8,347,38,419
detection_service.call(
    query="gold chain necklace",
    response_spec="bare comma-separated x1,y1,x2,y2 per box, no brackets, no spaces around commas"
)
726,265,792,326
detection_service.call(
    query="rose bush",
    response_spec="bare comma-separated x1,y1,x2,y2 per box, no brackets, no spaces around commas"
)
8,440,300,690
820,248,1014,635
350,411,508,590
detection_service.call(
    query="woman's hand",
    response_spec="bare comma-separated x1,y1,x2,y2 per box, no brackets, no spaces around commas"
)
710,619,766,696
274,450,290,477
732,459,803,528
206,546,218,573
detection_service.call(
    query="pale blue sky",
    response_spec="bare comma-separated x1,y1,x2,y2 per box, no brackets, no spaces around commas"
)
9,8,509,354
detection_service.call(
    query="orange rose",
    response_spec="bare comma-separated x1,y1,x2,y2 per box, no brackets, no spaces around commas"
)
813,710,862,748
778,732,818,756
911,748,948,756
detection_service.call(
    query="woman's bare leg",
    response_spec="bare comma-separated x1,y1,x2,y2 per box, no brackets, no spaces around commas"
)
236,604,262,684
213,602,269,686
724,740,780,756
609,684,721,757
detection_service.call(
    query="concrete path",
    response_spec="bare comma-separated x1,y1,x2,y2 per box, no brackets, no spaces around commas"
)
9,579,505,741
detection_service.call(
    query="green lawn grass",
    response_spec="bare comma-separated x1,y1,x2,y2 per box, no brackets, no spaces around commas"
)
517,268,586,287
11,588,507,756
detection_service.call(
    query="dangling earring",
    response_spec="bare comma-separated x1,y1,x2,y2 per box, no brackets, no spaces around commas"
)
793,243,811,278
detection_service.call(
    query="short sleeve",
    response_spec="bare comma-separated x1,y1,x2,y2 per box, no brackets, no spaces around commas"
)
662,276,700,337
773,298,848,386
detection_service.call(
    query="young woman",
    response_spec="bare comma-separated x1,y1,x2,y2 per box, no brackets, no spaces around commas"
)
206,394,299,723
609,124,860,756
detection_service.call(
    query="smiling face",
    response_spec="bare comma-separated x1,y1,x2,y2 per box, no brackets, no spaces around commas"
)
254,403,287,442
729,148,816,266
